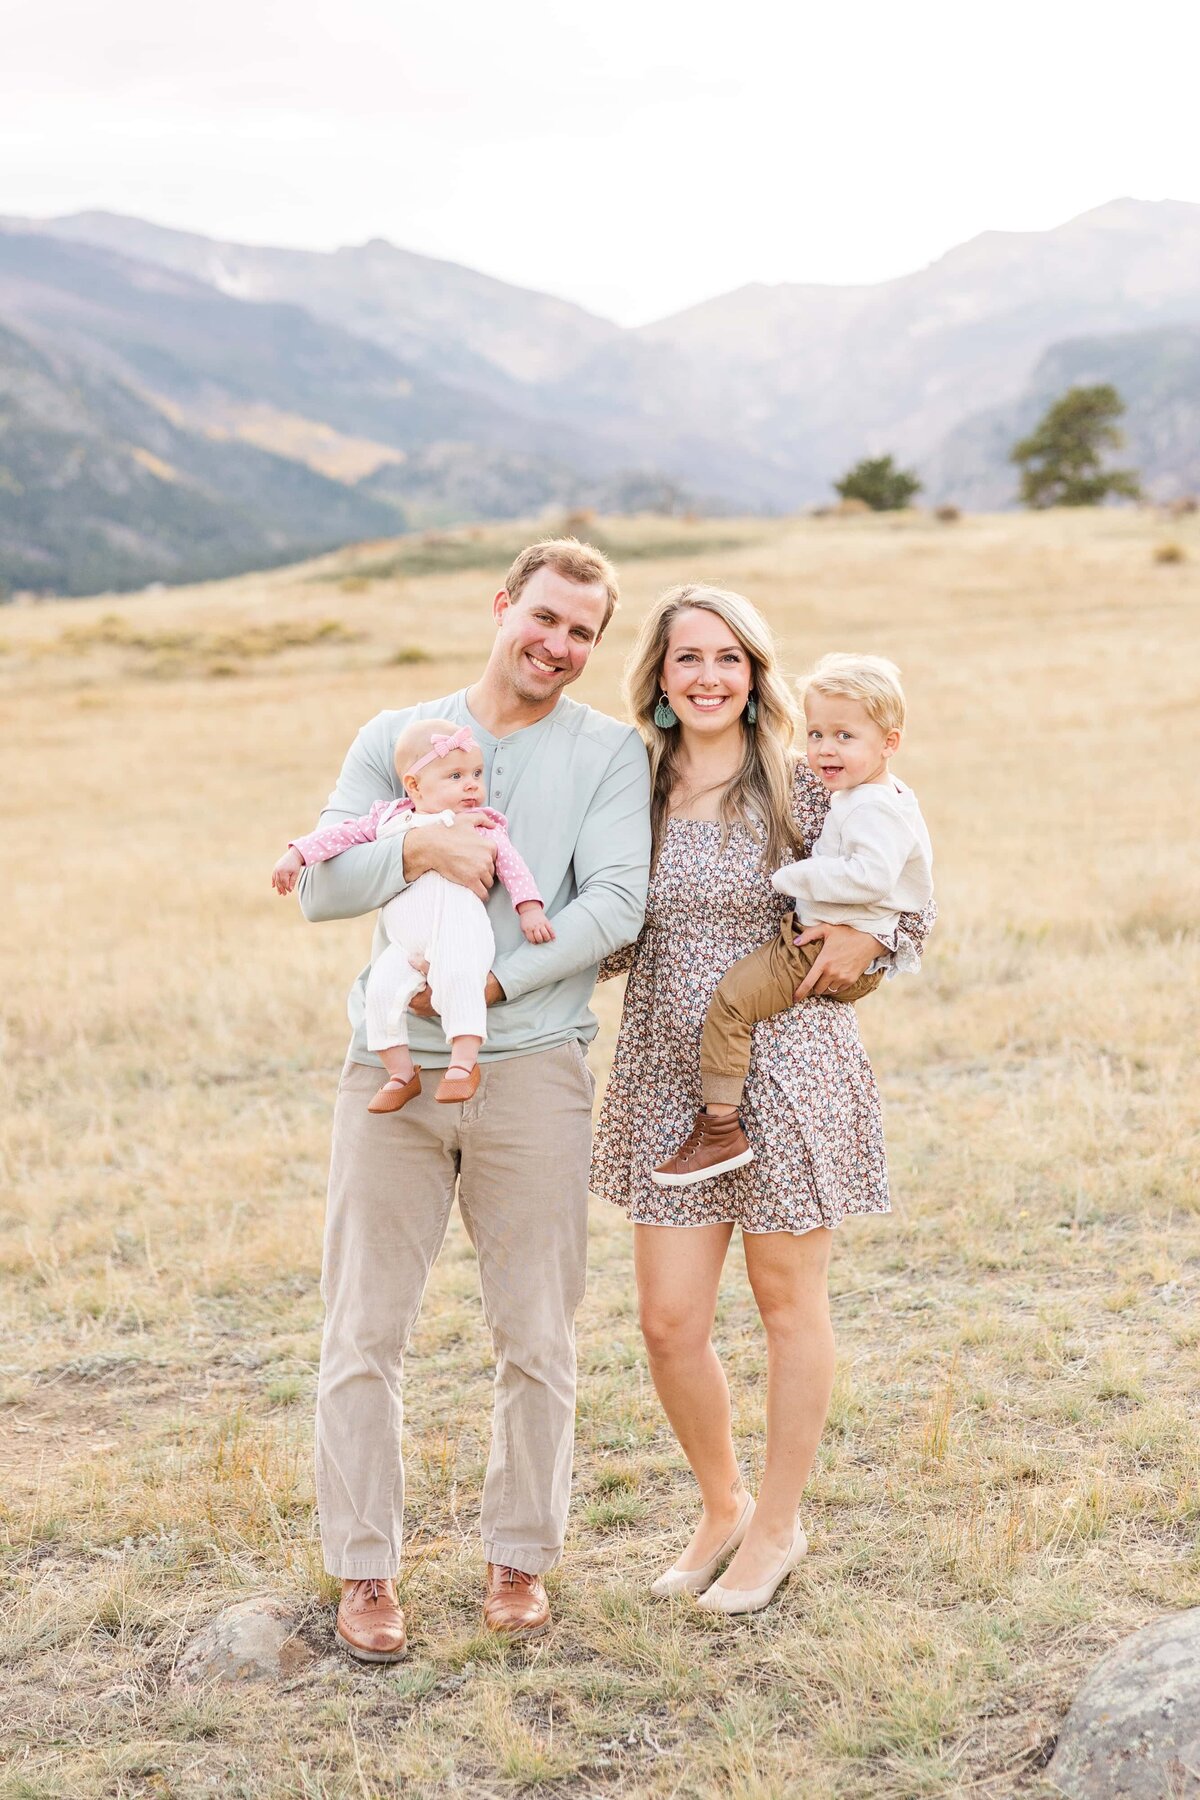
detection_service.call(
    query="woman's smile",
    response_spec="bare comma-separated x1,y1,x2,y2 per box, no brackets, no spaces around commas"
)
685,692,729,713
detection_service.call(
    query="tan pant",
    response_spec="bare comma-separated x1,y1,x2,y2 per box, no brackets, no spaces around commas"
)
701,911,885,1106
314,1043,594,1578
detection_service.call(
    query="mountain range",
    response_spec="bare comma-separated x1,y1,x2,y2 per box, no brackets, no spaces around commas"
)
2,197,1199,594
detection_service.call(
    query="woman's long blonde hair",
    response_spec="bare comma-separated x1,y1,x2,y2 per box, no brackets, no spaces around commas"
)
624,583,800,868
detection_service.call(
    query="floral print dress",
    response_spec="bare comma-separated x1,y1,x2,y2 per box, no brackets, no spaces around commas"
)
590,762,932,1234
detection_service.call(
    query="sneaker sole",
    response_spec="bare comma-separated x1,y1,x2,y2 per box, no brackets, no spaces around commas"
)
650,1149,755,1188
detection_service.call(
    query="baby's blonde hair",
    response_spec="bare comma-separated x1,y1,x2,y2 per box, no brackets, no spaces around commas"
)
801,653,906,735
392,717,475,787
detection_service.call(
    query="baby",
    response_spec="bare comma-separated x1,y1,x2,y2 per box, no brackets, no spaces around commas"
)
272,718,553,1113
652,653,933,1188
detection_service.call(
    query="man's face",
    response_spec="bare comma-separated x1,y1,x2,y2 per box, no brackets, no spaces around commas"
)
491,565,609,703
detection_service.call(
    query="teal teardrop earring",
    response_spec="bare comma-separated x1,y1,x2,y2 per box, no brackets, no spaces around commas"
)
653,692,678,728
745,691,758,724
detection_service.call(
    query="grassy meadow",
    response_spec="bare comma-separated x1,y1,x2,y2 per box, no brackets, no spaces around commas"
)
1,508,1198,1798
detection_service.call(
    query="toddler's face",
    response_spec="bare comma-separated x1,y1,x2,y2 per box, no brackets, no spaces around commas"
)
408,747,486,812
805,692,899,792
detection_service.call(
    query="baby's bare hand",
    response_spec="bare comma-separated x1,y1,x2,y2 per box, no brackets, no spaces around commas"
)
518,904,555,944
272,848,304,895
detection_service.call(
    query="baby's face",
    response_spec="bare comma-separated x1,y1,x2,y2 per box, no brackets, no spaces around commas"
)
805,692,899,792
408,746,486,812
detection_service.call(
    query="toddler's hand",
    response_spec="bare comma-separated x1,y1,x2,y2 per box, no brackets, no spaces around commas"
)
518,902,555,944
272,847,304,895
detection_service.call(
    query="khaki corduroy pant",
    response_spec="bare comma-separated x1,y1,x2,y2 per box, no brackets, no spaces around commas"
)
701,911,885,1106
314,1043,594,1579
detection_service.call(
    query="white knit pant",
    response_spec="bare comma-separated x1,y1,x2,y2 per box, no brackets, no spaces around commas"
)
364,872,495,1052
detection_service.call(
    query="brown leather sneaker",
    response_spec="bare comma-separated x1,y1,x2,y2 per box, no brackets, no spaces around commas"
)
483,1564,551,1637
367,1069,422,1114
651,1109,755,1187
335,1577,407,1662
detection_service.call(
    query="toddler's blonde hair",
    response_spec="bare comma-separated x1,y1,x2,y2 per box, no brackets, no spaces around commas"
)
801,654,906,735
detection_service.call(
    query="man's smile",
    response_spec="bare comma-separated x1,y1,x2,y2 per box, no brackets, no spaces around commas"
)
526,651,563,676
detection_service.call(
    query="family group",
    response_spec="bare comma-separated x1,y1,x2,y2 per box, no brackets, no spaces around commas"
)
271,537,935,1662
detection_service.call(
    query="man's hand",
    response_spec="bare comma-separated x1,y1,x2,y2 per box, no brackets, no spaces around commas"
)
408,969,506,1020
402,814,497,900
794,923,881,999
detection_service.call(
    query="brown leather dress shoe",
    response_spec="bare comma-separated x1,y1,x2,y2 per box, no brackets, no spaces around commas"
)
367,1069,422,1114
483,1564,551,1637
435,1064,481,1104
336,1577,407,1662
651,1109,755,1187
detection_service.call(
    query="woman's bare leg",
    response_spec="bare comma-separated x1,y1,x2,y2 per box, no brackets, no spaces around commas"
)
634,1220,749,1568
717,1226,835,1589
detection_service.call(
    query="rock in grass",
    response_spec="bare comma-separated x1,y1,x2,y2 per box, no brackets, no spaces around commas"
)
173,1596,315,1686
1050,1609,1200,1796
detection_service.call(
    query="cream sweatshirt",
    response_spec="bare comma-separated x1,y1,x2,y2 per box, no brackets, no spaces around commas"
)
770,777,933,943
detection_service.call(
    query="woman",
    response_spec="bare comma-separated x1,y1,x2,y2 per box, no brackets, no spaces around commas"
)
590,584,932,1615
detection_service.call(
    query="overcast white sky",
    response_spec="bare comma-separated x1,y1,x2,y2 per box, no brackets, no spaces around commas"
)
3,0,1199,325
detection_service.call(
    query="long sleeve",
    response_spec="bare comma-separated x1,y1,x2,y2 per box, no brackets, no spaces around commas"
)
489,828,543,909
491,732,651,1002
290,798,400,866
785,763,935,977
296,714,411,923
773,804,916,906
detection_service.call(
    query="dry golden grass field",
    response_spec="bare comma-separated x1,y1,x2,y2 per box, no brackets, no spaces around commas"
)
1,509,1198,1799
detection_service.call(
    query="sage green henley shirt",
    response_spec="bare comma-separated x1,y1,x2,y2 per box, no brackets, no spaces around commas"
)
297,689,652,1069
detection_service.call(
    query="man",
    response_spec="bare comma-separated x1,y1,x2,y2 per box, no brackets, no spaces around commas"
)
299,538,651,1660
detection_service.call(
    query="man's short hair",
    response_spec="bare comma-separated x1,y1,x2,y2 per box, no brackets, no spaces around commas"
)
801,653,906,735
504,537,620,633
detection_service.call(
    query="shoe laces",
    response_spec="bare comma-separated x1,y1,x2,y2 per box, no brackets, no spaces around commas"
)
674,1121,708,1159
495,1565,534,1590
350,1578,390,1605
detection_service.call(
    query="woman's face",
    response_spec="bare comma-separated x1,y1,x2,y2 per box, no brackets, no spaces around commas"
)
659,607,753,737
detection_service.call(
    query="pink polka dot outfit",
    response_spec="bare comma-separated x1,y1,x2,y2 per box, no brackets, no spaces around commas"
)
290,801,542,1051
290,799,542,908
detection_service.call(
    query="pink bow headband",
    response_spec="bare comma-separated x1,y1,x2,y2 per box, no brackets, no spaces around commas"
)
404,726,479,780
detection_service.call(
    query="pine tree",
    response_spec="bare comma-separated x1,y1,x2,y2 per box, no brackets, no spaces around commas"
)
1011,386,1141,508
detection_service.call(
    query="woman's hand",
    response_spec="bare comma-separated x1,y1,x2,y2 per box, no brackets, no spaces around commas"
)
272,847,304,895
793,923,881,999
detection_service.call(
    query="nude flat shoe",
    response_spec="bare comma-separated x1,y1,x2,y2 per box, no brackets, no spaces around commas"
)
367,1069,422,1114
435,1064,480,1104
694,1515,808,1616
649,1494,755,1599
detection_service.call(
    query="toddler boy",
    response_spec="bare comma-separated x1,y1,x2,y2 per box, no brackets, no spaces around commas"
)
652,653,933,1188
